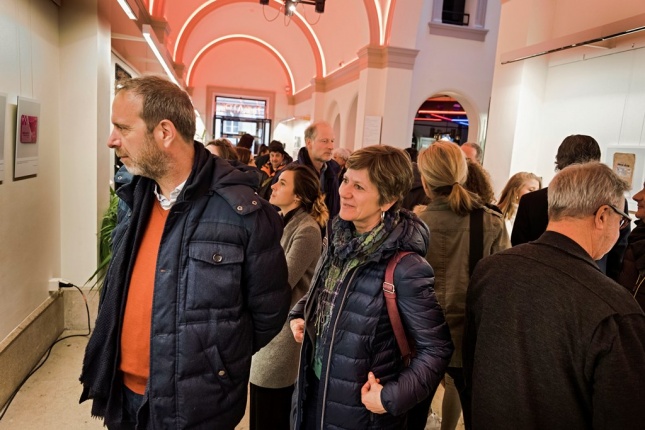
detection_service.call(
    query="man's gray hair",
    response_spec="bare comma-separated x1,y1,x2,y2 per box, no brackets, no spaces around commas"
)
548,162,629,221
305,121,330,142
332,147,351,161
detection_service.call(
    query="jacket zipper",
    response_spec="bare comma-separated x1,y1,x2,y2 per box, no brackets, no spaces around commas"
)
319,267,360,429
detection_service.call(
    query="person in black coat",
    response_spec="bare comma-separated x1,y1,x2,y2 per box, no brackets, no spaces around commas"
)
289,145,453,430
79,76,289,430
617,182,645,310
512,134,630,279
401,162,430,211
465,162,645,429
271,123,341,232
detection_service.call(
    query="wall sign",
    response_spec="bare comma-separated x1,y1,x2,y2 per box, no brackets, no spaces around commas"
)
362,115,382,147
606,146,645,213
14,97,40,180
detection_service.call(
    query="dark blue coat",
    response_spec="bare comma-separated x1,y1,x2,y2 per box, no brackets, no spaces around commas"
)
80,143,290,429
295,147,341,219
289,210,453,429
272,147,341,219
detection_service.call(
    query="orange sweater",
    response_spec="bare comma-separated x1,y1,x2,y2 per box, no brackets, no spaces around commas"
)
120,201,168,394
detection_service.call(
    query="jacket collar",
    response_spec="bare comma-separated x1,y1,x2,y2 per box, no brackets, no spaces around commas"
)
532,230,601,271
330,209,429,265
116,142,263,215
296,147,340,177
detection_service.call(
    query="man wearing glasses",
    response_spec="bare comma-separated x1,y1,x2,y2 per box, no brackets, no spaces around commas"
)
512,134,631,280
464,162,645,429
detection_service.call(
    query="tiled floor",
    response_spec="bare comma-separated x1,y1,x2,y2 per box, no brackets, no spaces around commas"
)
0,331,462,430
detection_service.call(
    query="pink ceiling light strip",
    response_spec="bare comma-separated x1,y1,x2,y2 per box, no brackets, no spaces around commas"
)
174,0,325,77
186,34,296,95
383,0,396,45
362,0,380,46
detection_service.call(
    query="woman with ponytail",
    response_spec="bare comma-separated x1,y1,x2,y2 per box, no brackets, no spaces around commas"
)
416,141,509,430
249,164,327,430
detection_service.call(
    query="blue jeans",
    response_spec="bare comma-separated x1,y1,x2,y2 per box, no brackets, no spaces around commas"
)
118,385,145,430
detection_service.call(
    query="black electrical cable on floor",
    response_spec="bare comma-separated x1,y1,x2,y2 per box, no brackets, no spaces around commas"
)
0,283,92,421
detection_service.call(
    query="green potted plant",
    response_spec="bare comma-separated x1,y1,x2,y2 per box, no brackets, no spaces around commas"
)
87,188,119,291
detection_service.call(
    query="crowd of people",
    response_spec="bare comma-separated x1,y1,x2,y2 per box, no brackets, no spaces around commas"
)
80,75,645,430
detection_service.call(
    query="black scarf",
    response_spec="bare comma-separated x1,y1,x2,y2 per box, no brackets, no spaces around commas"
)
79,177,156,416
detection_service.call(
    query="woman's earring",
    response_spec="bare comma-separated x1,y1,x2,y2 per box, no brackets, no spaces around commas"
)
381,211,385,222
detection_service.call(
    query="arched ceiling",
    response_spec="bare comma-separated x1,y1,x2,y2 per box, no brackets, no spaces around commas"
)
109,0,396,97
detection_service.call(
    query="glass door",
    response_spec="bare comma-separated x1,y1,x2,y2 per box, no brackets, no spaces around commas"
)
212,96,272,153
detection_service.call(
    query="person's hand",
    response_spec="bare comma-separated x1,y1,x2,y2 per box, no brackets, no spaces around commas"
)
290,318,305,343
360,372,386,414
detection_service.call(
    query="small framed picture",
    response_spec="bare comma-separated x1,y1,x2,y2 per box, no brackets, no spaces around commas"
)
14,96,40,180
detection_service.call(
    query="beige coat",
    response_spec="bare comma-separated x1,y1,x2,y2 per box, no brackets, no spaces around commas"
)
250,208,322,388
417,200,510,367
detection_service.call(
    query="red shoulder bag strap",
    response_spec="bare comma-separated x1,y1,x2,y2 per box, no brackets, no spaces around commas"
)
383,251,414,366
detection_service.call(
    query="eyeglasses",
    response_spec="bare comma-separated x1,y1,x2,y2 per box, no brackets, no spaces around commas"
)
607,203,631,229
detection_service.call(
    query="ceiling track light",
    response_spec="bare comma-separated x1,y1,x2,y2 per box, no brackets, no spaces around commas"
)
117,0,138,20
285,0,297,16
142,25,181,86
259,0,324,16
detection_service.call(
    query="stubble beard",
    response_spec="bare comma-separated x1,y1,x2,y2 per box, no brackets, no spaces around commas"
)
128,134,171,181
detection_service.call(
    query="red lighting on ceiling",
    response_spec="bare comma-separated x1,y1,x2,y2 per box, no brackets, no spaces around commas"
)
414,117,441,122
430,113,454,122
417,110,467,115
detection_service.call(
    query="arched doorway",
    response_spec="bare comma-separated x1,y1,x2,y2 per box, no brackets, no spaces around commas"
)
412,95,469,150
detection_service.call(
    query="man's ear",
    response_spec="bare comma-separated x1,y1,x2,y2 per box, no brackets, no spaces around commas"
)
594,205,609,230
157,119,177,148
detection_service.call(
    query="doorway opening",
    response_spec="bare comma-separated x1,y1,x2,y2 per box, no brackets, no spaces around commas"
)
413,95,469,150
213,96,272,153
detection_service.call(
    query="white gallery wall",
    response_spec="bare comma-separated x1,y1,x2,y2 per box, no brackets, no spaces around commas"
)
0,0,63,341
59,0,112,295
485,0,645,198
407,0,502,146
0,0,112,342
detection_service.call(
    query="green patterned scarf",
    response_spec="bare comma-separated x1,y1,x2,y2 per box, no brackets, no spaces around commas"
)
312,211,398,376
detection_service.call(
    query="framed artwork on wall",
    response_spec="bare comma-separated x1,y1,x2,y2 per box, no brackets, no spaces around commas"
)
14,96,40,180
0,93,6,183
606,146,645,213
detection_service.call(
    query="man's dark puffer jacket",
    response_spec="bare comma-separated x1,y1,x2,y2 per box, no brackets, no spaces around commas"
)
80,143,290,429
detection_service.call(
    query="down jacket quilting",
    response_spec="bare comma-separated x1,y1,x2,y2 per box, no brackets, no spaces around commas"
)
80,143,290,429
289,210,453,429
